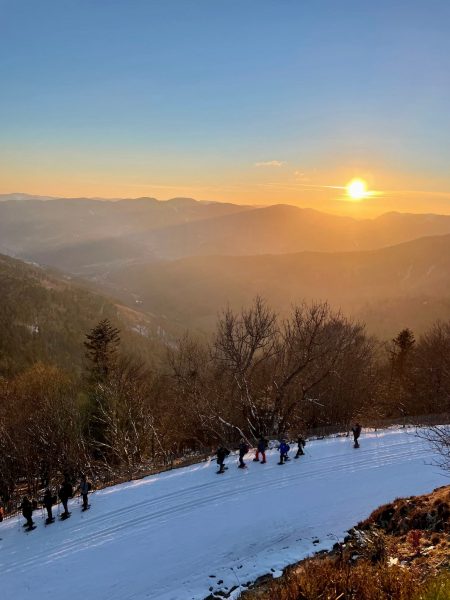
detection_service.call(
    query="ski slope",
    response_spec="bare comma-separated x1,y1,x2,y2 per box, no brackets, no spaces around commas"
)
0,428,447,600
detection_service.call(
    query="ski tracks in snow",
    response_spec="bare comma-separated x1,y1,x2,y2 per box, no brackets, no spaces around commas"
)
1,431,425,574
0,428,445,600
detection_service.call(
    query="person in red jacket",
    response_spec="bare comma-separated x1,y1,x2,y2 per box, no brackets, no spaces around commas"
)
253,436,268,464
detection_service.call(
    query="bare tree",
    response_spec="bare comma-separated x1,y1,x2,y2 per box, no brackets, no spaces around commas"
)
412,322,450,414
89,357,156,476
211,298,366,438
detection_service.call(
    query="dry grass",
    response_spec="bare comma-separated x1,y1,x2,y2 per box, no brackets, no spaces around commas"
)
243,560,450,600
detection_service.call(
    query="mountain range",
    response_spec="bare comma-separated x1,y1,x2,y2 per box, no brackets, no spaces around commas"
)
1,197,450,275
0,195,449,341
98,234,450,337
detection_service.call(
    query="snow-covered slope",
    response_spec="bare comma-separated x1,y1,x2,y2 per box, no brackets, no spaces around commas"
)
0,429,447,600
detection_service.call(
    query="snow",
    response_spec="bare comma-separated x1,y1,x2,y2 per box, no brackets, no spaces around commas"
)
0,428,447,600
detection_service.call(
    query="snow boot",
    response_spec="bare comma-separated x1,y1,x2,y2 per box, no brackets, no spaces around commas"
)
45,517,55,525
82,505,91,512
25,525,37,532
253,458,259,462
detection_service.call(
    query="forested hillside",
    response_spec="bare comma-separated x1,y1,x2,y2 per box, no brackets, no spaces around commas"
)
101,234,450,337
0,254,169,376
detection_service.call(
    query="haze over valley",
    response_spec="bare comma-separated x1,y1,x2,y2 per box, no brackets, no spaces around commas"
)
1,195,449,340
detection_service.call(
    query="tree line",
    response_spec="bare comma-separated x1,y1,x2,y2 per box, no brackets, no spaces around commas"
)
0,298,449,512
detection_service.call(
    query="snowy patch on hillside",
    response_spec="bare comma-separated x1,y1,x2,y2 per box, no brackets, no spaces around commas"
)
0,428,446,600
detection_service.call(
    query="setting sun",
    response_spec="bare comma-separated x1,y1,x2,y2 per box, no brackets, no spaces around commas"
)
346,178,368,200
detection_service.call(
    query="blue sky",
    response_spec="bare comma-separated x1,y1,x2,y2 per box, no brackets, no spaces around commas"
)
1,0,449,214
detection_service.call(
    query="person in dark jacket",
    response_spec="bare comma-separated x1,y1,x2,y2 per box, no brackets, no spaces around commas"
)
238,439,250,469
42,488,56,523
352,423,362,448
216,446,230,474
79,474,91,511
253,436,268,463
295,435,306,458
278,440,290,465
58,476,73,518
21,496,34,530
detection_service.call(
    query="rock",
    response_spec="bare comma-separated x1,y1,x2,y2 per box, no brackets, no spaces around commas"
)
253,574,273,586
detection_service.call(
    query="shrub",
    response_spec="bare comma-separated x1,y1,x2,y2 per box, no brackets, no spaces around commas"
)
414,573,450,600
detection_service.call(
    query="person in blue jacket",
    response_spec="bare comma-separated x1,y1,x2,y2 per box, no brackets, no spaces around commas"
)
278,440,290,465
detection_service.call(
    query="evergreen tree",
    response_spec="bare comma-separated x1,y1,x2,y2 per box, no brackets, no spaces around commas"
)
388,328,416,416
84,319,120,382
391,328,415,378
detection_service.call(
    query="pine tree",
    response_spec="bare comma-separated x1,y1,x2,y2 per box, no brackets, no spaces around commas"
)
388,328,416,417
391,328,415,378
84,319,120,381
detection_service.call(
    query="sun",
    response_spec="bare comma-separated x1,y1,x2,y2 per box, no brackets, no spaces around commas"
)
346,178,368,200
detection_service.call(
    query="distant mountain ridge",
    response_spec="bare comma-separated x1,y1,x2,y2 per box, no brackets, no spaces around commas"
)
101,234,450,337
1,196,450,274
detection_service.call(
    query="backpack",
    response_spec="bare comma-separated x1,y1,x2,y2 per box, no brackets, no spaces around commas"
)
87,482,92,491
32,499,38,510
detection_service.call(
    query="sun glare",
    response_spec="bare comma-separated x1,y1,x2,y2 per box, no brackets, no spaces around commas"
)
346,178,368,200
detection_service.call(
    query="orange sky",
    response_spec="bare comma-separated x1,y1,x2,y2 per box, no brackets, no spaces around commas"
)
2,161,450,218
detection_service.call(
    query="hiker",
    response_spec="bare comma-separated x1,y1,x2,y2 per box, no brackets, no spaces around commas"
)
216,446,230,474
352,423,362,448
253,436,268,463
295,435,306,458
42,489,56,523
58,475,73,518
278,440,290,465
21,496,34,530
79,474,91,511
238,439,250,469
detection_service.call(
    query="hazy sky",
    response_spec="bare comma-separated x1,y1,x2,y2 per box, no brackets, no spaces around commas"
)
1,0,450,215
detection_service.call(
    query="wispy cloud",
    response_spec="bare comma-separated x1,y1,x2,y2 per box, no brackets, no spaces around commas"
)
294,170,310,182
254,160,285,168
